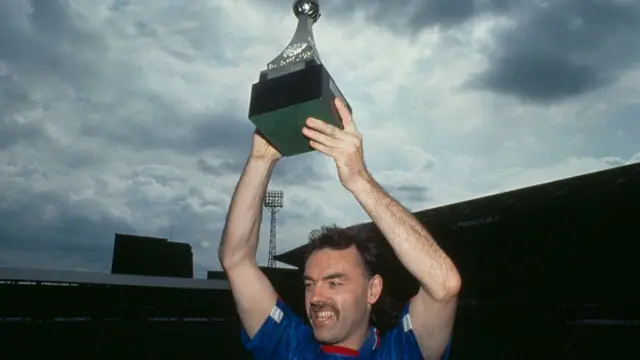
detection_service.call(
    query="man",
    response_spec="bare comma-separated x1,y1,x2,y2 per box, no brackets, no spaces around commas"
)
219,97,461,359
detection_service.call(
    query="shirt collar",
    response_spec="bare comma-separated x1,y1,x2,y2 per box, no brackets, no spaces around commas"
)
319,327,380,357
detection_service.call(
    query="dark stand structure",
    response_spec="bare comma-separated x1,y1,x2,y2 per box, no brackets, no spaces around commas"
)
111,233,193,278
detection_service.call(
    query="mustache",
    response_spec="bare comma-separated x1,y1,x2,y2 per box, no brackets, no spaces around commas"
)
309,302,338,313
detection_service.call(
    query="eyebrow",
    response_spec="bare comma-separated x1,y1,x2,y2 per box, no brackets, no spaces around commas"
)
303,272,349,282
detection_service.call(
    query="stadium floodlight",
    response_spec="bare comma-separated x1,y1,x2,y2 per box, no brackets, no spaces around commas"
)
264,190,284,267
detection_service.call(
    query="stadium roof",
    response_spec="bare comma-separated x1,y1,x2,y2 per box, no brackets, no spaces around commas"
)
275,161,640,269
0,266,229,290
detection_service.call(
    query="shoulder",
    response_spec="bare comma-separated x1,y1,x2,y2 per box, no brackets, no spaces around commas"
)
241,298,318,359
374,302,452,360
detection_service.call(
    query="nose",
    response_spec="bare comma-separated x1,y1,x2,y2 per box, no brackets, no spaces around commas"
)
308,284,328,306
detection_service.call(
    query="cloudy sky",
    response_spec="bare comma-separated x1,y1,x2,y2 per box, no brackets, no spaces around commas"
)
1,0,638,277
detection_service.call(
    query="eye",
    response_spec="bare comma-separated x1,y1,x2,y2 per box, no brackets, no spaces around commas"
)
304,282,314,290
329,280,340,287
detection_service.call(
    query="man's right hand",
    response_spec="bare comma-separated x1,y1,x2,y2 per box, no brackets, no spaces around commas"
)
250,130,282,162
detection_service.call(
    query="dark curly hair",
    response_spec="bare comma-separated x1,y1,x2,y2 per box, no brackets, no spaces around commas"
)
303,224,405,333
304,225,383,278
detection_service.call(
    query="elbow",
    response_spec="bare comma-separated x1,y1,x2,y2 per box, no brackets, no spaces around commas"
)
444,271,462,299
217,243,234,271
217,251,227,270
218,250,236,272
218,254,237,273
430,270,462,302
218,244,251,272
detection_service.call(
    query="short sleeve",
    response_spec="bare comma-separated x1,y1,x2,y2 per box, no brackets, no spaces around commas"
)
377,301,453,360
240,298,311,359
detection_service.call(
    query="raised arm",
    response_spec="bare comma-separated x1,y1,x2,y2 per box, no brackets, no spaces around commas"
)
218,132,280,339
303,97,461,359
349,178,460,359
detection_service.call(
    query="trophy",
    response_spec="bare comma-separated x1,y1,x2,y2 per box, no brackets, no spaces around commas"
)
248,0,353,157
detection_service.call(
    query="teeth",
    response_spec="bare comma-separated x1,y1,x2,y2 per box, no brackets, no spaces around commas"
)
315,311,335,321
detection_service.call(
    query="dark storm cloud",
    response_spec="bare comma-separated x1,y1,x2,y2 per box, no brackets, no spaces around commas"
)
78,102,257,162
0,0,250,161
197,158,244,176
322,0,514,31
472,0,640,102
0,187,136,271
277,195,332,227
0,162,231,272
385,184,432,204
272,154,333,187
0,0,334,273
189,117,255,155
0,0,328,171
320,0,640,104
0,69,49,150
0,115,46,151
197,152,332,187
0,0,110,91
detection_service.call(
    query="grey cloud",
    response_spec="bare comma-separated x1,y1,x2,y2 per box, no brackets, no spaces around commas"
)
0,0,282,176
198,153,332,186
600,156,626,167
272,154,333,187
390,184,432,203
197,158,245,176
0,0,255,155
321,0,514,32
277,194,332,227
1,0,341,178
320,0,640,104
0,0,110,91
378,183,433,205
3,0,635,277
0,160,231,272
0,187,135,271
477,57,602,102
79,103,256,161
0,117,46,151
471,0,640,102
0,71,49,150
0,0,253,272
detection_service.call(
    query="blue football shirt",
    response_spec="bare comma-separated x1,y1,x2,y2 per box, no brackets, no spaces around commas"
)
241,298,452,359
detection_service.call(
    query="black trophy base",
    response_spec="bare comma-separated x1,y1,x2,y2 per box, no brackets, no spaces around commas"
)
248,63,352,157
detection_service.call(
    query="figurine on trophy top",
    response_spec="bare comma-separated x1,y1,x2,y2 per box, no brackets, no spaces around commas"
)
248,0,353,157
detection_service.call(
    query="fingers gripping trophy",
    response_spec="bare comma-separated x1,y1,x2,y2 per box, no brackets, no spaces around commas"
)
248,0,353,157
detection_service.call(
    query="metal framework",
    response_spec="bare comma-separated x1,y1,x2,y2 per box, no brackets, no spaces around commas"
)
264,189,284,268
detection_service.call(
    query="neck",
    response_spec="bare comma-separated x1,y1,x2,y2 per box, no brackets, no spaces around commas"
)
333,322,372,350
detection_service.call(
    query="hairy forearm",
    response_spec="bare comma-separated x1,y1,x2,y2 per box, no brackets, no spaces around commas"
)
218,156,276,269
349,178,461,300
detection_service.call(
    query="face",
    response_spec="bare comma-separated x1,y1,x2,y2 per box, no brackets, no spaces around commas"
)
303,246,382,347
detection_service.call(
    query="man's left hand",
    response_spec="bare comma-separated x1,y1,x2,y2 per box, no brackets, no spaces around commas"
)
302,97,371,191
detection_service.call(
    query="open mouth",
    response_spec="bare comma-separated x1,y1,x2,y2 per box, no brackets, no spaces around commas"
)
311,309,338,326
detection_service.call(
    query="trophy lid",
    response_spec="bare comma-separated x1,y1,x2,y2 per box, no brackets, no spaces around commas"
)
260,0,323,81
293,0,320,23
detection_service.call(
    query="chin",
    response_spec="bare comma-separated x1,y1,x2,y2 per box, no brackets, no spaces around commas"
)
315,334,339,345
314,329,346,345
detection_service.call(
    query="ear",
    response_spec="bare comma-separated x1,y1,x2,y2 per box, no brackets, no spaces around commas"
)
367,274,383,305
